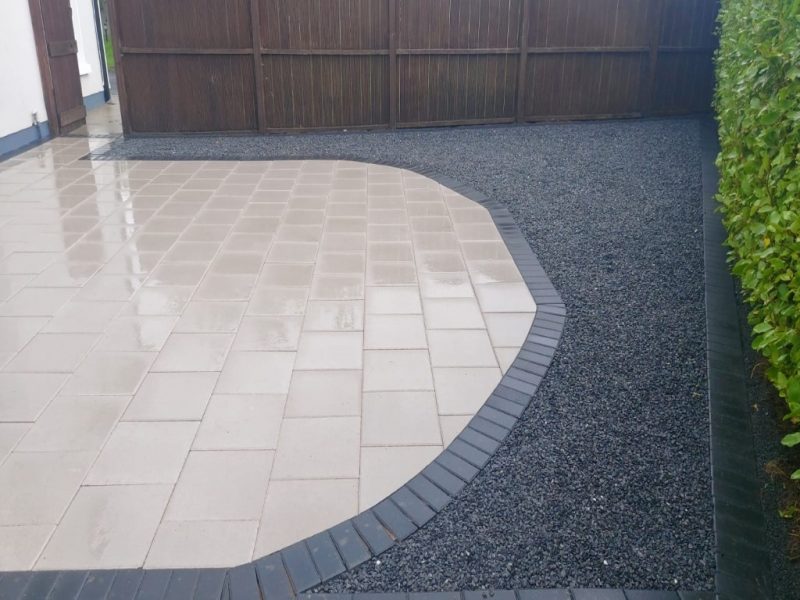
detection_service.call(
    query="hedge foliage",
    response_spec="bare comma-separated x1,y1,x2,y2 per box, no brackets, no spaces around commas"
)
715,0,800,465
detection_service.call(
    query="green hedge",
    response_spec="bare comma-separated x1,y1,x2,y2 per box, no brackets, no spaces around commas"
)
715,0,800,465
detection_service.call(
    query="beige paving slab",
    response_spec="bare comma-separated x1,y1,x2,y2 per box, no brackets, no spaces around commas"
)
174,302,247,333
286,370,362,417
433,367,503,415
146,520,258,568
0,423,30,463
98,316,178,351
359,446,442,510
86,421,198,485
62,351,156,395
233,316,302,351
363,350,434,391
165,450,273,521
0,525,54,570
303,300,364,331
194,394,285,450
427,329,498,367
0,317,48,354
272,417,360,480
362,392,442,446
364,315,427,350
3,333,99,373
365,286,422,314
0,451,95,526
0,373,68,422
36,484,172,570
123,372,218,421
294,332,363,370
16,395,128,453
216,351,296,394
255,479,358,557
440,415,473,445
152,334,232,372
43,302,124,334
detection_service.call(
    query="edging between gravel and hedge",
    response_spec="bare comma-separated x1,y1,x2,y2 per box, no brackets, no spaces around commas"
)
700,120,773,600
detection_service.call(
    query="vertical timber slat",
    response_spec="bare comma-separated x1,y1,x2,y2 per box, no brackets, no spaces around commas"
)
388,0,398,128
250,0,268,132
515,0,531,122
106,0,131,134
645,0,666,115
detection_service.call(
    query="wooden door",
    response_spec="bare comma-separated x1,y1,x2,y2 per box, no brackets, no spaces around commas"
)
28,0,86,134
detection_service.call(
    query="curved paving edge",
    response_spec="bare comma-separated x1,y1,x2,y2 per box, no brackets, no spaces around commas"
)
699,120,773,600
0,157,565,600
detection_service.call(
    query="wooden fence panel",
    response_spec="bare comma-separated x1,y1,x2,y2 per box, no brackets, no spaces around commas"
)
116,0,252,49
263,55,389,129
123,55,258,133
108,0,719,134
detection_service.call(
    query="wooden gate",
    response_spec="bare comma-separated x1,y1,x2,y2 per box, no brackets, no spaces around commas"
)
108,0,719,134
28,0,87,134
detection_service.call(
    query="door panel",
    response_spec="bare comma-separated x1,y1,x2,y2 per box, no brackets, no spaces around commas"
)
31,0,86,133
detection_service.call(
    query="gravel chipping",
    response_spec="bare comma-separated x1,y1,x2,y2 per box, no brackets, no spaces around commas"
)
95,118,714,592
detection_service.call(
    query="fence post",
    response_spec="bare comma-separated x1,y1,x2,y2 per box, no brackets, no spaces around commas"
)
515,0,531,123
105,0,131,134
644,0,666,115
249,0,268,132
388,0,398,128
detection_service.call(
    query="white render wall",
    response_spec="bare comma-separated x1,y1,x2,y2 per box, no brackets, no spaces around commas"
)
0,0,49,138
0,0,105,141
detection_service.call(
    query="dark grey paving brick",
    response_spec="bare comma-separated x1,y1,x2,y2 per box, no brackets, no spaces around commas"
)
372,499,417,540
227,564,260,600
254,554,294,600
283,542,323,592
107,570,144,600
623,591,680,600
306,533,346,581
390,487,435,526
463,591,516,600
406,475,451,511
422,462,467,495
329,522,371,570
518,591,572,600
435,451,479,481
76,571,116,600
164,570,199,600
132,570,171,600
571,590,625,600
46,572,88,600
19,571,58,600
193,570,226,600
352,512,394,555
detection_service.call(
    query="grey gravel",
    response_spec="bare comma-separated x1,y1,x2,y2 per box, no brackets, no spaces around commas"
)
94,118,714,592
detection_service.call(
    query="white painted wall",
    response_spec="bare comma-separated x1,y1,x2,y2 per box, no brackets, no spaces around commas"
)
71,0,105,99
0,0,49,138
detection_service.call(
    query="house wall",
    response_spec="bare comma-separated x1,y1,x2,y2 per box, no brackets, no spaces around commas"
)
0,0,50,151
0,0,107,156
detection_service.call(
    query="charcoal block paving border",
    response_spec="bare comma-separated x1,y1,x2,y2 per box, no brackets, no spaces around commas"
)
0,120,770,599
699,120,773,600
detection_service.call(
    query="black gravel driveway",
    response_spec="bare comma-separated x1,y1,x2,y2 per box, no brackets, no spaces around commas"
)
95,117,714,592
